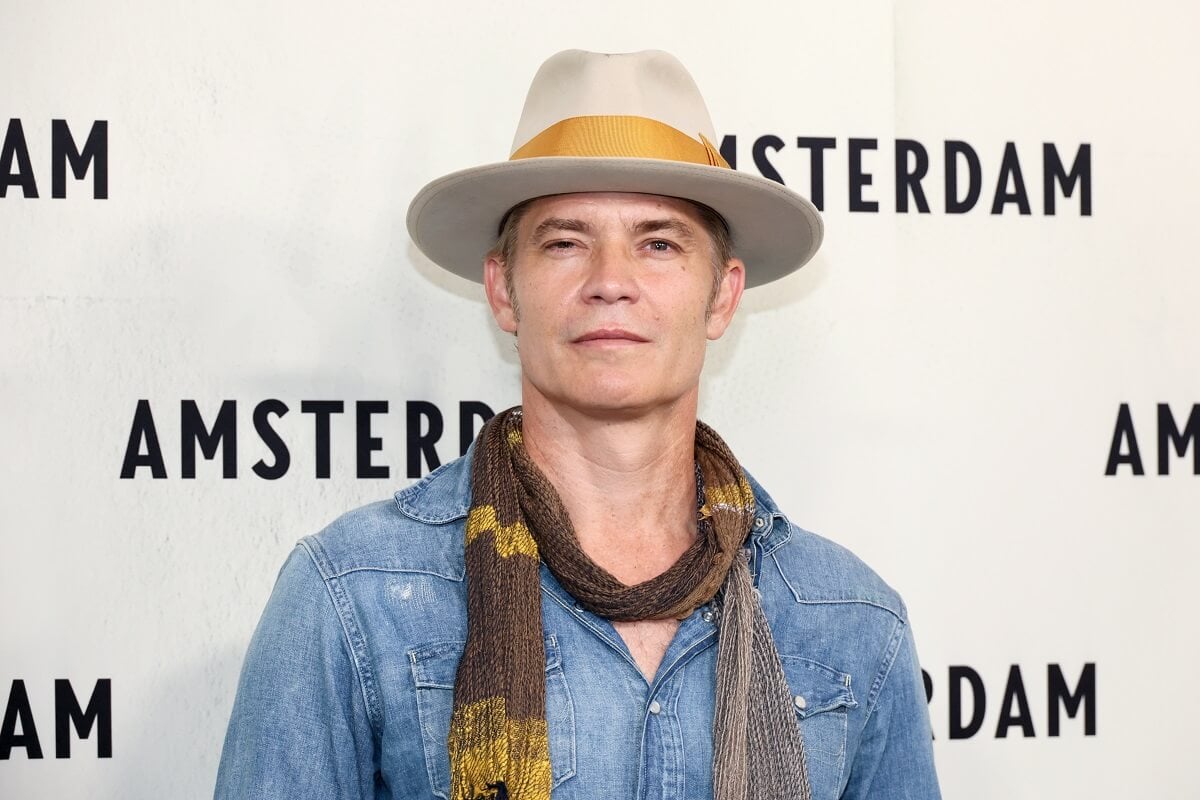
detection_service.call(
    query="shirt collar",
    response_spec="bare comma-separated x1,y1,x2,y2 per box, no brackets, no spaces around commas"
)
742,468,792,557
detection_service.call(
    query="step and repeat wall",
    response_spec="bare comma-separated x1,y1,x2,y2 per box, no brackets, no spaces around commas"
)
3,1,1197,798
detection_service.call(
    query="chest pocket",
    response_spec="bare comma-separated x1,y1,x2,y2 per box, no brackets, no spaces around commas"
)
779,655,857,798
409,635,577,799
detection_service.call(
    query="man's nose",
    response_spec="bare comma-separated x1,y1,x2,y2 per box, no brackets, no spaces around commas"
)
581,243,640,304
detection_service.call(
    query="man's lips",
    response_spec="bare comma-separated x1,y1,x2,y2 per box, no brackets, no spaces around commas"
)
571,328,650,344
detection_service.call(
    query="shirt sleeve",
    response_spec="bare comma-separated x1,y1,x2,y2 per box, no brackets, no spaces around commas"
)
841,618,942,800
214,545,380,799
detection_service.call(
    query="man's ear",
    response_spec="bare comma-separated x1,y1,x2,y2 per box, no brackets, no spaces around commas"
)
706,257,746,340
483,255,519,334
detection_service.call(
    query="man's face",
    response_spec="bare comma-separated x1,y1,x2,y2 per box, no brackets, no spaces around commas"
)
483,192,745,417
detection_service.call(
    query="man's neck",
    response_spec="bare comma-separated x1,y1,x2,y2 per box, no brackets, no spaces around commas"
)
520,388,700,585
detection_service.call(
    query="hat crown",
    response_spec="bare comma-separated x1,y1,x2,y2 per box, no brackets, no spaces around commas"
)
510,49,718,156
406,48,823,288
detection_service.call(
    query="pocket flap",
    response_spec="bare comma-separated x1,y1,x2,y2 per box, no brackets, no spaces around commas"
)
778,655,857,718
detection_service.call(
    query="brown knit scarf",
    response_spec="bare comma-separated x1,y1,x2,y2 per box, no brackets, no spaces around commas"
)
450,406,811,800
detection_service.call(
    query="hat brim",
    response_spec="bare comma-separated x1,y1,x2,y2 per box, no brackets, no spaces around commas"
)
406,157,823,289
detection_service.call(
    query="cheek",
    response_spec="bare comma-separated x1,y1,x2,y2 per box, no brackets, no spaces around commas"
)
513,304,564,371
663,295,709,337
653,311,709,373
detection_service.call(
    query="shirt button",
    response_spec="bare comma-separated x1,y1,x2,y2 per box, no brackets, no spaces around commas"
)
649,700,662,715
753,517,765,529
794,695,807,711
702,610,715,623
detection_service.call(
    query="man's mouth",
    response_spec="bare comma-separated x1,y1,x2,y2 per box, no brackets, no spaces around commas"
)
572,328,651,344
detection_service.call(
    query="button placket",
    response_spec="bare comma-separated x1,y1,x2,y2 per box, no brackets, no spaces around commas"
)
640,674,687,800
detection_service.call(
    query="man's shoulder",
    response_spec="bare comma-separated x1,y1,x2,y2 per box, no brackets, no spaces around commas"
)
747,471,908,623
773,524,908,621
298,452,472,582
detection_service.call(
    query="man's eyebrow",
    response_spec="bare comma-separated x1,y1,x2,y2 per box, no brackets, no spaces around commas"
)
529,217,593,242
630,218,698,239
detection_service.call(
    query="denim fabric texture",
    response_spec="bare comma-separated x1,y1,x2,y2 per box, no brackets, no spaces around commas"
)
215,447,941,800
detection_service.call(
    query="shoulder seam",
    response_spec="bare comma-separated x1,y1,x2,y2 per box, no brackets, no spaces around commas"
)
298,538,384,736
326,564,466,581
768,550,907,620
793,597,906,621
861,615,907,726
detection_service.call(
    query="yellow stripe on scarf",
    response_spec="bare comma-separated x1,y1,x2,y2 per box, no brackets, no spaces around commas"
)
507,427,523,448
466,505,540,560
448,697,552,800
703,477,756,513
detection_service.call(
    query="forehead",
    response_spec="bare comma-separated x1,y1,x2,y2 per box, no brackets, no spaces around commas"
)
518,191,705,228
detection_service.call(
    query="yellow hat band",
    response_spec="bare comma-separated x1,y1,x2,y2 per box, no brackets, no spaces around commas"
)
510,115,731,168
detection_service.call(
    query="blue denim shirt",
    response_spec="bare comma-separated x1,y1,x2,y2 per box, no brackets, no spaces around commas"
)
215,448,941,800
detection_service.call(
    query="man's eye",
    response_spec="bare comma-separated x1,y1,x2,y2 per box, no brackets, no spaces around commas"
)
546,240,576,250
647,240,675,252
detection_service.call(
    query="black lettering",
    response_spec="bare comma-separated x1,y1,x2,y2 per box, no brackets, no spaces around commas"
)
55,679,111,758
1158,403,1200,475
948,665,986,739
991,142,1031,215
356,401,389,479
847,138,879,212
796,137,836,211
751,135,785,185
120,399,167,479
1106,403,1144,475
1043,143,1092,216
251,399,290,480
51,120,107,199
895,139,931,213
921,668,934,740
459,401,494,456
181,400,237,478
407,400,443,478
944,141,982,214
994,665,1035,737
1,680,43,759
1048,663,1096,736
718,134,737,170
1,119,38,198
301,400,344,479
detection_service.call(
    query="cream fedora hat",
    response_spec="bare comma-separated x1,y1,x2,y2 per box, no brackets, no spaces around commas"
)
406,49,823,288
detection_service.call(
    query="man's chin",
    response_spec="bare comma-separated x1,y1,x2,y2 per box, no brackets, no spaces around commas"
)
542,388,694,422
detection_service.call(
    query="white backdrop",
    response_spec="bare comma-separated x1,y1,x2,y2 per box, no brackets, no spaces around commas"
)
3,1,1198,798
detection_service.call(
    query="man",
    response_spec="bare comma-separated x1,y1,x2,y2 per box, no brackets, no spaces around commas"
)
215,49,941,800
